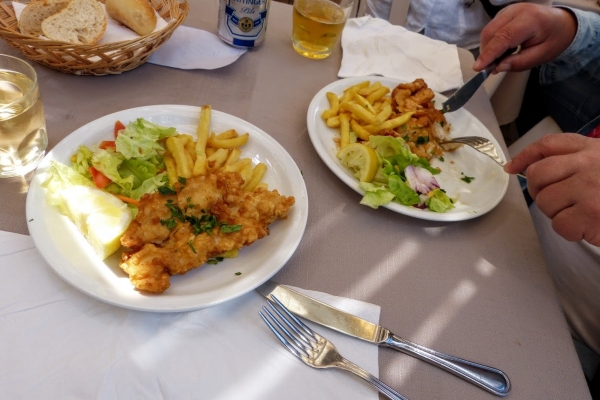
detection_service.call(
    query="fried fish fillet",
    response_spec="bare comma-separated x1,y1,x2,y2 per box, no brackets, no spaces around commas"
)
389,78,456,159
120,171,295,293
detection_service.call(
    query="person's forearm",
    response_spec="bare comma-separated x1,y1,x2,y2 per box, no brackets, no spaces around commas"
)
540,7,600,84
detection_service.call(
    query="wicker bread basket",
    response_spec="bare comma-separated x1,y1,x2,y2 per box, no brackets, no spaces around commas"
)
0,0,189,75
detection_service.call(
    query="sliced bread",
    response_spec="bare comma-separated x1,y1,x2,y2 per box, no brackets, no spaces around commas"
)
41,0,107,45
18,0,71,37
105,0,157,36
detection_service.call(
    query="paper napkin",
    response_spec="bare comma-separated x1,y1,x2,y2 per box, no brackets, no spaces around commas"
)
0,231,380,400
11,2,246,70
147,25,247,70
339,16,464,93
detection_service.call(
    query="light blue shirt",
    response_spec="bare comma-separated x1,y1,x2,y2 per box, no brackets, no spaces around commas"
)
540,8,600,85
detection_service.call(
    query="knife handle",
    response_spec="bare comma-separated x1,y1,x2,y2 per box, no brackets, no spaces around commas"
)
483,47,519,77
384,334,511,397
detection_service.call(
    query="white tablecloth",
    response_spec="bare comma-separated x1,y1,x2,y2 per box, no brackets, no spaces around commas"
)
0,231,381,400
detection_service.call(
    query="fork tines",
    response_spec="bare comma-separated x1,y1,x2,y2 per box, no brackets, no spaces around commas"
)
259,296,319,359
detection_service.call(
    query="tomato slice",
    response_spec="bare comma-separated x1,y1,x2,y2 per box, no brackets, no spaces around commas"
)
99,140,116,150
114,120,126,139
89,166,112,189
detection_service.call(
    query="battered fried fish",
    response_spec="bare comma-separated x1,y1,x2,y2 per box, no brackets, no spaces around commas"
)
389,78,456,159
119,171,295,293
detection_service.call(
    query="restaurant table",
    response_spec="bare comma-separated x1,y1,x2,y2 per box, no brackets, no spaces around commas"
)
0,1,593,399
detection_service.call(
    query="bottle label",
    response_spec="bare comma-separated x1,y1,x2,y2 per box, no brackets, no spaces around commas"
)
219,0,269,48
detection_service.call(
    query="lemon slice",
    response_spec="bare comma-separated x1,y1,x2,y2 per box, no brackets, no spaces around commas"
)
60,185,133,259
336,143,379,182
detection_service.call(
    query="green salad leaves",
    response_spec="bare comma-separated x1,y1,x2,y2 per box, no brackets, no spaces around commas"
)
358,136,455,213
44,118,176,219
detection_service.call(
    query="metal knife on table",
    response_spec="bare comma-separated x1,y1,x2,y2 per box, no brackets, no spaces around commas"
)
257,280,511,397
441,47,519,113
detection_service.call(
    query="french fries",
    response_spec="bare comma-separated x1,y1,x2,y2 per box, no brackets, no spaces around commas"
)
322,80,411,148
192,105,211,176
325,78,453,163
163,104,268,192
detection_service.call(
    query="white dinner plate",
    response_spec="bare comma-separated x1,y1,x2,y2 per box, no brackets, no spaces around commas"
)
26,105,308,312
307,77,509,222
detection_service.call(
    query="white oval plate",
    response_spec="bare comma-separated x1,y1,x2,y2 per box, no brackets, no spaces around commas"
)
307,77,509,222
26,105,308,312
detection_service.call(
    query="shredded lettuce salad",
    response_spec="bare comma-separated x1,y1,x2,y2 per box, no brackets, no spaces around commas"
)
358,136,455,213
42,118,177,215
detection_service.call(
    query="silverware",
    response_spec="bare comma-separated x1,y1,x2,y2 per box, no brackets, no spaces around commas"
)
257,281,511,397
259,296,409,400
441,47,518,113
577,114,600,135
440,136,505,166
439,136,527,179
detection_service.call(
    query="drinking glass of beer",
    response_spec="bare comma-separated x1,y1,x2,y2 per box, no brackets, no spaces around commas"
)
0,54,47,178
292,0,354,60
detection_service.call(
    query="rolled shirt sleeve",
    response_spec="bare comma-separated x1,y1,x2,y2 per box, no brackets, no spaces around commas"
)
540,8,600,85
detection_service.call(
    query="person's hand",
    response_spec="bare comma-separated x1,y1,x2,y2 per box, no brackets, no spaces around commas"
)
473,4,577,73
505,134,600,246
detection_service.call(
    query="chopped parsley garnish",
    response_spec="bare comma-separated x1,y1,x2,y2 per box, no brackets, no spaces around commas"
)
188,240,197,254
461,173,475,184
166,203,185,222
158,186,177,195
186,213,218,235
235,272,242,276
207,256,225,265
416,136,429,145
28,219,34,222
439,156,444,162
160,218,177,229
178,177,187,185
220,223,242,233
160,199,243,235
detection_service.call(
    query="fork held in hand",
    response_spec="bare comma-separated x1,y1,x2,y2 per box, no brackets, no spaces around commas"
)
440,136,527,179
260,296,409,400
440,136,506,166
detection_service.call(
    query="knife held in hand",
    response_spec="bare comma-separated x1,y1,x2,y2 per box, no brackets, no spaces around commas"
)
441,47,519,113
257,281,511,397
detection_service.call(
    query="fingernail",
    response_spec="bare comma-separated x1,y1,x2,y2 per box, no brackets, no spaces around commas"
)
473,59,482,70
503,160,512,172
497,62,511,72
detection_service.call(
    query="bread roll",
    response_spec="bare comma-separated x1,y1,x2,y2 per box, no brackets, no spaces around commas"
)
105,0,157,36
41,0,107,45
18,0,70,37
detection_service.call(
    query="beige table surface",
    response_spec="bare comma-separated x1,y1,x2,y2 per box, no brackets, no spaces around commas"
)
0,1,592,399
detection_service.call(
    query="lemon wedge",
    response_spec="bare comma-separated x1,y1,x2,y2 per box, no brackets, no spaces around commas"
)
60,185,132,260
336,143,379,183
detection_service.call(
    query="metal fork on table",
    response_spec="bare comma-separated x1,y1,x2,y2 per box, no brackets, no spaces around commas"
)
259,296,409,400
440,136,527,179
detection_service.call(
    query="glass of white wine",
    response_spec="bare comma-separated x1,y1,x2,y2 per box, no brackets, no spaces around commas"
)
0,54,47,177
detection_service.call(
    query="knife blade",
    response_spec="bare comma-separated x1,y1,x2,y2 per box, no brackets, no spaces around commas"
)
257,281,511,397
577,114,600,136
441,47,518,113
